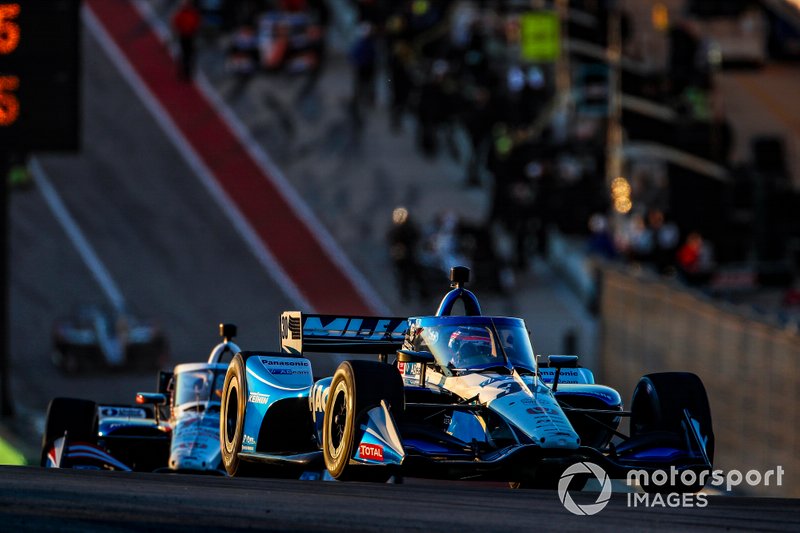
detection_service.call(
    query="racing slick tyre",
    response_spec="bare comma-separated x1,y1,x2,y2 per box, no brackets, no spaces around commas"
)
40,397,98,466
221,353,264,477
323,360,404,482
630,372,714,492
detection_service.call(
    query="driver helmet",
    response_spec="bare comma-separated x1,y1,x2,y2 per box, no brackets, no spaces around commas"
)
448,327,492,368
192,376,207,399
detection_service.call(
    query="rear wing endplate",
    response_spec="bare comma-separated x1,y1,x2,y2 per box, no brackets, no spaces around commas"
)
280,312,407,355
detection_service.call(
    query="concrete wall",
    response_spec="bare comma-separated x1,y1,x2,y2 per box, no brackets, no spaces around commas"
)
598,266,799,497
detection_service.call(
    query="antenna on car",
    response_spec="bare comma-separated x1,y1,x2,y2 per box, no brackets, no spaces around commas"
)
208,324,240,364
450,266,470,289
437,266,481,316
220,323,237,343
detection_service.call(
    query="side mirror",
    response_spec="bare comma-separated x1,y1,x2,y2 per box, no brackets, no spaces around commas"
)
136,392,167,406
548,355,578,368
136,392,167,425
397,350,435,386
396,350,435,364
547,355,579,392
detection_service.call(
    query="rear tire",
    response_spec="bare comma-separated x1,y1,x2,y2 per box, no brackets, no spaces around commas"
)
630,372,714,461
220,353,259,476
41,397,98,466
630,372,714,492
322,360,403,481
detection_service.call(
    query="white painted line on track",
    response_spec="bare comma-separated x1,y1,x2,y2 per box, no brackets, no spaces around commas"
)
131,0,390,315
29,158,127,315
82,4,313,311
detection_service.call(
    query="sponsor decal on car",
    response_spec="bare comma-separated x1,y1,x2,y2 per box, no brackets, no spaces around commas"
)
248,392,270,405
99,407,147,418
269,368,308,375
358,443,384,461
260,359,309,367
527,406,558,415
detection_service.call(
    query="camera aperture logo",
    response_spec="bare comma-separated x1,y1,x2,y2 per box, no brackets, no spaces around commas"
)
556,464,785,515
558,462,612,516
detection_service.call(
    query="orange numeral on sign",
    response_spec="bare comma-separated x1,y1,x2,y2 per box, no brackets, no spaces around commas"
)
0,3,21,55
0,75,20,126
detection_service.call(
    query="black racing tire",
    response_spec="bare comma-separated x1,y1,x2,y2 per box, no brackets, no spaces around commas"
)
40,397,98,466
322,360,404,482
630,372,715,464
221,353,262,477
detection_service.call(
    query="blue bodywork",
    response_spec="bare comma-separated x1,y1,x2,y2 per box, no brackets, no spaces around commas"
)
228,280,713,482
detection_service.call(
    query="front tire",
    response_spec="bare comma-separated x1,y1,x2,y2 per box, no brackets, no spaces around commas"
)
41,397,98,466
220,353,257,477
322,360,403,481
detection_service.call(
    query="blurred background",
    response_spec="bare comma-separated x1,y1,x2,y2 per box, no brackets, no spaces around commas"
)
1,0,798,496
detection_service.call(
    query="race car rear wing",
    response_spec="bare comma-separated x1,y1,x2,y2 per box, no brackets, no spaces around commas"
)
280,312,407,355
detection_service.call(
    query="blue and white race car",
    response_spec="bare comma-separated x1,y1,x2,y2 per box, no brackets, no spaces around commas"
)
220,267,714,489
42,325,239,474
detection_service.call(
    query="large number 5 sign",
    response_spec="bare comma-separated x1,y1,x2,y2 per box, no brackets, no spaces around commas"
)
0,3,20,127
0,75,19,126
0,3,20,55
0,1,80,150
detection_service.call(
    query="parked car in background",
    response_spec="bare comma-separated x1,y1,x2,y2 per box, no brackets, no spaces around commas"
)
51,305,169,374
687,0,768,67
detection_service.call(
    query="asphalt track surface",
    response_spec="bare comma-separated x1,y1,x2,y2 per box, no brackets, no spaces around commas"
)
4,3,798,528
0,466,798,532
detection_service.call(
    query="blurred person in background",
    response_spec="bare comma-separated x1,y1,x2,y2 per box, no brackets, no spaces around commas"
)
387,17,415,133
172,0,203,81
349,22,378,128
676,231,715,285
587,214,617,260
388,207,428,302
648,209,680,274
224,22,260,98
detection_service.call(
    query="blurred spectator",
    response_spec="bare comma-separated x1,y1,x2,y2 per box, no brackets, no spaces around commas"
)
587,214,616,260
676,231,715,284
668,19,703,96
349,22,378,126
353,0,387,27
387,39,415,132
709,107,734,167
224,23,260,98
308,0,331,29
295,24,326,98
649,209,680,274
388,207,428,302
462,85,495,186
281,0,307,12
415,59,451,158
172,0,202,81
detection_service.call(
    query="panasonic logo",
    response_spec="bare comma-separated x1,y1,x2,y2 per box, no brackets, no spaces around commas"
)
260,359,309,367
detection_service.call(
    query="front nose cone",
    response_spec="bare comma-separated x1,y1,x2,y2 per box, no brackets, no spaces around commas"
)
170,454,207,471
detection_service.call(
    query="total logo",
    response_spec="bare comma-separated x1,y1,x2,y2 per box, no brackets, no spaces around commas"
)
558,462,612,516
358,443,384,462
